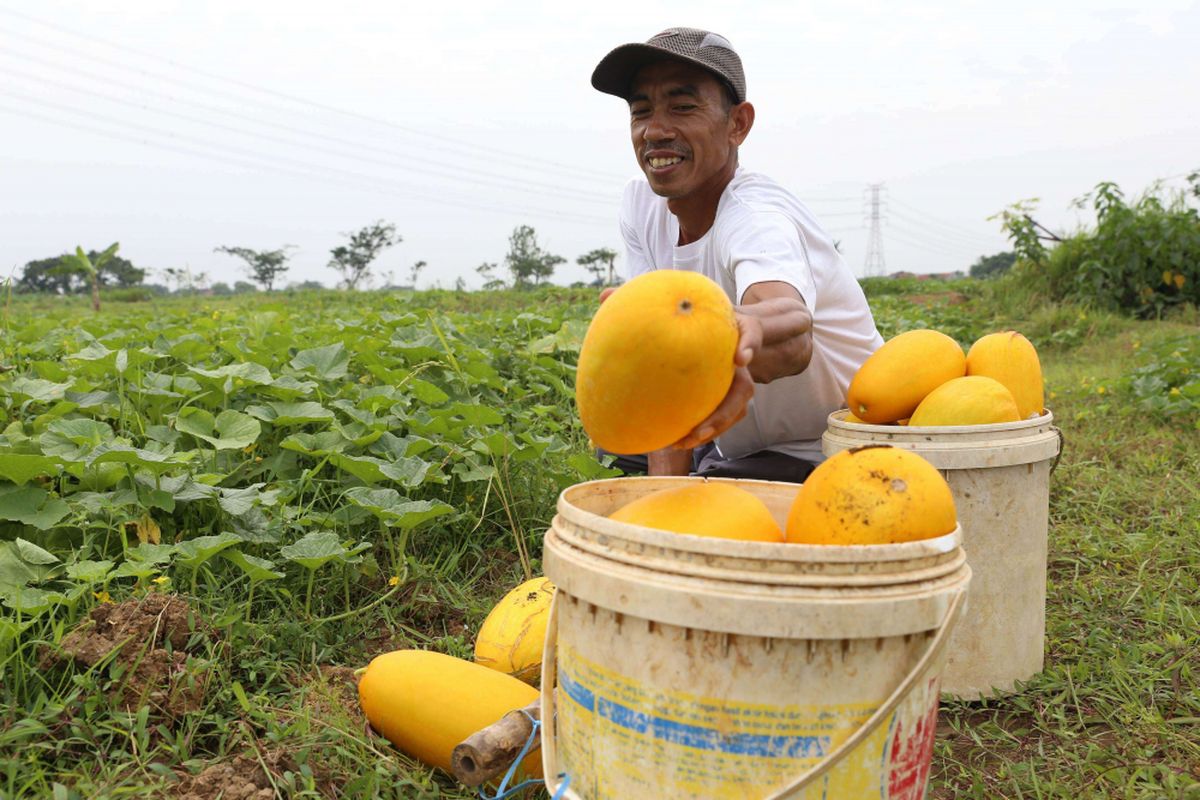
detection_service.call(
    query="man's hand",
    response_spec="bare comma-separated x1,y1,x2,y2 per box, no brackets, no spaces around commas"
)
672,281,813,450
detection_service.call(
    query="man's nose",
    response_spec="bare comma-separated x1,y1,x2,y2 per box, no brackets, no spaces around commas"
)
641,109,675,142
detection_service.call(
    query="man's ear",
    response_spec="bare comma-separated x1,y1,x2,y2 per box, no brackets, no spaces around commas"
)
730,101,755,146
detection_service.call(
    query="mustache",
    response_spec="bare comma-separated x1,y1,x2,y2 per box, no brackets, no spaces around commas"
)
641,145,690,159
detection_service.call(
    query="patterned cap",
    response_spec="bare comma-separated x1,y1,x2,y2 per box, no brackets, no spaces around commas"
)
591,28,746,104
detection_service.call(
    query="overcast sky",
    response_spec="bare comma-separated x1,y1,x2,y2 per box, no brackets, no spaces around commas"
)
2,0,1197,290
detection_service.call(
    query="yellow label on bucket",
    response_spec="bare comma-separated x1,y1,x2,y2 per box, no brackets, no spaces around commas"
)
554,641,920,799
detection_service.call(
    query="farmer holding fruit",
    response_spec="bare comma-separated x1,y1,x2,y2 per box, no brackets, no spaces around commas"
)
590,27,882,481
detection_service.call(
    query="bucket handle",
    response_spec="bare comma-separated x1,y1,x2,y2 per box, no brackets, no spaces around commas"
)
762,587,966,799
540,589,966,800
540,593,564,795
1050,425,1065,475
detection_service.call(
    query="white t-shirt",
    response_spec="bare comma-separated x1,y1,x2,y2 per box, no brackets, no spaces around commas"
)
619,167,883,463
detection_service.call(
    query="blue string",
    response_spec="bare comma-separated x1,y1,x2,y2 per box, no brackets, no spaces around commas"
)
550,772,572,800
477,710,545,800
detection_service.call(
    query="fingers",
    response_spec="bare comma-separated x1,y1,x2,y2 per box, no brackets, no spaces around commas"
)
734,314,763,368
673,366,755,449
599,287,618,304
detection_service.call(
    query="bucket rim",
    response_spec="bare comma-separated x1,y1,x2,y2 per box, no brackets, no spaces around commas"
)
827,407,1055,434
557,477,962,562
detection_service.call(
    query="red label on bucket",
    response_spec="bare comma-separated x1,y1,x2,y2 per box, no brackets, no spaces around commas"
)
887,679,940,799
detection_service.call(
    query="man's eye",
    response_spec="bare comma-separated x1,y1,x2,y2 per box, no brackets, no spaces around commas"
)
674,104,697,112
631,108,650,119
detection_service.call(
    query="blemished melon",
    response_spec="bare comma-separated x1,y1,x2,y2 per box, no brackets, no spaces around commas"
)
575,271,738,454
908,376,1021,427
786,445,956,545
846,330,966,424
473,576,555,685
357,650,541,776
966,331,1045,419
610,482,784,543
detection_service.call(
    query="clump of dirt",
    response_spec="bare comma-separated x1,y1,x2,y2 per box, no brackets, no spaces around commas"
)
905,292,969,307
172,750,296,800
56,592,217,720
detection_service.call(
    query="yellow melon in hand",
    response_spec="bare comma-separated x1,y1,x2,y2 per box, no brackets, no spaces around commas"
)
474,576,555,684
610,482,784,543
575,271,738,454
966,331,1045,419
908,376,1021,426
846,330,966,424
786,445,956,545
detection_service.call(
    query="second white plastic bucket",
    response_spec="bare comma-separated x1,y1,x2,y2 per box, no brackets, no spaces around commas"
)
541,477,971,800
823,410,1061,699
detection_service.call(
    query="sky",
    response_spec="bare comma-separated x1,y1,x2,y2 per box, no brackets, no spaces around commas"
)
2,0,1198,290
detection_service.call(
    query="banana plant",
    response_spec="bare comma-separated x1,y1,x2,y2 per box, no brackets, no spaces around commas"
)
58,242,119,312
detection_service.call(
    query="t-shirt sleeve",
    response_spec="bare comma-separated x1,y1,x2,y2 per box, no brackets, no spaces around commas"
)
619,181,654,279
725,210,817,312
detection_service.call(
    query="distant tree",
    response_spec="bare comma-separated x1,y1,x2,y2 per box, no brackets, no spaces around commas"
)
409,260,427,288
215,245,293,291
162,266,209,294
292,280,325,291
505,225,564,287
577,247,618,286
476,261,505,290
328,221,400,289
233,281,258,294
210,282,232,295
19,245,144,294
57,243,120,311
969,251,1017,279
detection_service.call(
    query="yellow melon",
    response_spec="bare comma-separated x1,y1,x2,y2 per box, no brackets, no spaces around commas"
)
786,445,956,545
846,330,966,424
357,650,541,776
473,576,555,684
966,331,1045,419
575,271,738,454
908,376,1021,426
610,482,784,542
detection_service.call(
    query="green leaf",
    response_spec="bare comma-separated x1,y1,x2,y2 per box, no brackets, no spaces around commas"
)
4,377,71,403
0,454,62,485
279,531,370,571
14,538,58,566
0,486,70,530
222,550,285,583
66,559,115,584
174,532,243,569
245,401,334,426
407,378,449,405
190,362,274,386
291,343,350,380
342,487,453,530
176,408,262,450
0,586,66,614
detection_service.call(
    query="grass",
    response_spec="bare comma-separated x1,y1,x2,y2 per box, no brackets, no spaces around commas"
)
1,283,1198,799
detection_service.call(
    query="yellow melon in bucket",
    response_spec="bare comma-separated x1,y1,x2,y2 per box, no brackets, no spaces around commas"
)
908,376,1021,427
609,481,783,542
966,331,1045,419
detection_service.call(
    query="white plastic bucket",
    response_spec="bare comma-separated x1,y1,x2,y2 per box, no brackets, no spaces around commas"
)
540,476,971,800
823,410,1061,699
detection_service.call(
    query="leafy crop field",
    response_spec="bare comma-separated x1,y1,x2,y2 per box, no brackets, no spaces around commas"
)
1,283,1197,799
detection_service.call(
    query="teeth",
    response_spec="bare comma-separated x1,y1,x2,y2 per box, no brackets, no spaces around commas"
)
649,156,683,168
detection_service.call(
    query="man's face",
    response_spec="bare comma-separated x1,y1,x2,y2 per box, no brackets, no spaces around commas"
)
628,61,740,200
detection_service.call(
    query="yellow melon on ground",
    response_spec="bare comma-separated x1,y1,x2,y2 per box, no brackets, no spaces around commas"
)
575,271,738,454
908,376,1021,427
846,330,966,424
966,331,1045,419
357,650,541,776
474,576,555,685
786,445,956,545
610,482,784,543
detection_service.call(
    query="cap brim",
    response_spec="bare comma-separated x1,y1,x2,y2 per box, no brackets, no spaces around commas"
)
591,42,721,102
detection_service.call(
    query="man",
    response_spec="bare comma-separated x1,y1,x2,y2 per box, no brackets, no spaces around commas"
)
591,27,882,482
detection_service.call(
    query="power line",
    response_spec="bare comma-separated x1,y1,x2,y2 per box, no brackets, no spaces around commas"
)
0,97,614,227
863,183,886,277
0,9,629,185
0,62,620,208
885,208,1002,249
887,196,1003,244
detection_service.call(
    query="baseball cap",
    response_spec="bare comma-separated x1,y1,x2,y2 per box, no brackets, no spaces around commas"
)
591,27,746,105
